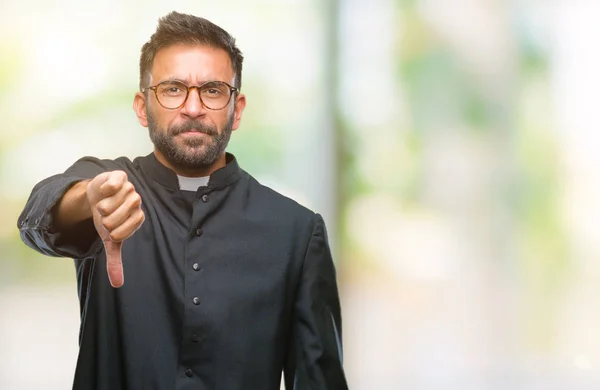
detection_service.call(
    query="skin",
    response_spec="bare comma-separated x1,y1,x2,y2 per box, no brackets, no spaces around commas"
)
54,43,246,287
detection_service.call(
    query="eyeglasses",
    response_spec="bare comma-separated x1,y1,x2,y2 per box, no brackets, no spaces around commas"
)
142,80,239,110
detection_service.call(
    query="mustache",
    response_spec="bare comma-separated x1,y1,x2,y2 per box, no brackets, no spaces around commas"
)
170,121,217,136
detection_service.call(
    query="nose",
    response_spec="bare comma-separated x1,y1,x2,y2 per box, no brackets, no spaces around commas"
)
180,87,207,118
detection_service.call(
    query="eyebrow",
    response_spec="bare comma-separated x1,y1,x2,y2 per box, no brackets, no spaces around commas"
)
157,77,189,84
157,77,228,86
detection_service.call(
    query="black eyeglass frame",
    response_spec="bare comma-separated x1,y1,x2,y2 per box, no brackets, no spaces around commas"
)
142,80,239,111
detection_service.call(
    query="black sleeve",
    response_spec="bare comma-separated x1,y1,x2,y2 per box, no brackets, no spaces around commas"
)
284,214,349,390
17,156,117,259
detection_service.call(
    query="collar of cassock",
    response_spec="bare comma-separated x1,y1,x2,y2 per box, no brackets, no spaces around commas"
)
139,152,241,191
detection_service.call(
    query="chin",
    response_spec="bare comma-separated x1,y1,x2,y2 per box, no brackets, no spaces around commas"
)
178,139,209,149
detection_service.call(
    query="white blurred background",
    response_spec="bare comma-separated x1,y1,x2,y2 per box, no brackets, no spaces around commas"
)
2,0,600,389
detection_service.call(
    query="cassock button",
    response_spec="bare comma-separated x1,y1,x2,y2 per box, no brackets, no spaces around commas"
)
195,228,203,236
192,263,200,271
185,369,193,377
193,297,200,305
192,334,199,343
201,194,209,203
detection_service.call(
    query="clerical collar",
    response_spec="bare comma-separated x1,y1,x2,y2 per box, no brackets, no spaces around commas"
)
177,175,209,191
139,152,242,191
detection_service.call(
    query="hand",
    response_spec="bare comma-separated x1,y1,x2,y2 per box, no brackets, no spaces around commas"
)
86,171,145,288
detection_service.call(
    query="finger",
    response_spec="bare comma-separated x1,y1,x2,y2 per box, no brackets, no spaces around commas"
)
96,181,137,217
98,171,128,199
86,172,111,204
106,209,145,243
100,192,142,232
104,240,124,288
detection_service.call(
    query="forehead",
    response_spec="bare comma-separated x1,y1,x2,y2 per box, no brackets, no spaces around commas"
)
151,44,234,84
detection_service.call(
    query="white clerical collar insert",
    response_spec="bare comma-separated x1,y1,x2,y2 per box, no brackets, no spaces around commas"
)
177,175,210,191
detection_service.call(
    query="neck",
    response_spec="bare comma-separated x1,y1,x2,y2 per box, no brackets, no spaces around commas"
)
153,150,227,178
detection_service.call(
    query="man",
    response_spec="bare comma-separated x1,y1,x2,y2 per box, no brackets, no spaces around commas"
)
17,11,347,390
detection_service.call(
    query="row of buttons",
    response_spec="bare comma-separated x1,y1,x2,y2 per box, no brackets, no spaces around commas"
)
188,193,207,378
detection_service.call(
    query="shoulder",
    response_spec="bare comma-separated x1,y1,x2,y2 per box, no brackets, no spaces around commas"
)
243,171,322,228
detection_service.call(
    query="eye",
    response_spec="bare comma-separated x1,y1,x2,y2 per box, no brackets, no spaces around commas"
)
201,82,230,96
158,82,187,96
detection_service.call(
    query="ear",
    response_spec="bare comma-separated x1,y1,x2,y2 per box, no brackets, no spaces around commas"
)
231,93,246,132
133,92,149,127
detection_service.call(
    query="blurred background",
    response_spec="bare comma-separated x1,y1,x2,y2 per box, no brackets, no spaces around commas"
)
1,0,600,389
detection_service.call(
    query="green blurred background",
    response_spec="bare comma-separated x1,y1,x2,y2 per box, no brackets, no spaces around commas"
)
2,0,600,389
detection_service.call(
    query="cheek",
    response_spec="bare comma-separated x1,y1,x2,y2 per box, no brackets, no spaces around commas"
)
155,111,179,131
206,112,227,128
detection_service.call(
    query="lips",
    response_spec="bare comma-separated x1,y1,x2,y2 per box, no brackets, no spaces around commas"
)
177,129,210,136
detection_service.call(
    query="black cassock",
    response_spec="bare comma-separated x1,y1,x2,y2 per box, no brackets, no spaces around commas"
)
18,152,348,390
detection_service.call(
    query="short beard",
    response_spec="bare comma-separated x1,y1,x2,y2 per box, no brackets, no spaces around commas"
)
147,110,233,171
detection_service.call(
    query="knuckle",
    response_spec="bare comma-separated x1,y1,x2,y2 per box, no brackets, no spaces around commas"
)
96,202,109,216
108,171,126,186
116,170,128,180
103,181,119,194
109,231,122,242
108,171,121,182
123,181,134,193
101,218,115,232
112,171,128,186
94,171,109,183
131,193,142,207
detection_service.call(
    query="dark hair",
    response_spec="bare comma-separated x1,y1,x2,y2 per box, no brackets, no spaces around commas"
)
139,11,243,91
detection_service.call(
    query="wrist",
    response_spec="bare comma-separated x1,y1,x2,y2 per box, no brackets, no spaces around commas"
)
76,179,92,215
54,179,93,229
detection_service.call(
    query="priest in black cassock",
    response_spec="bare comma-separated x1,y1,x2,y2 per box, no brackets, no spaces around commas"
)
18,11,348,390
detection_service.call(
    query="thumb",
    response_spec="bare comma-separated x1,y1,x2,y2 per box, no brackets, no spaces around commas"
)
104,240,124,288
